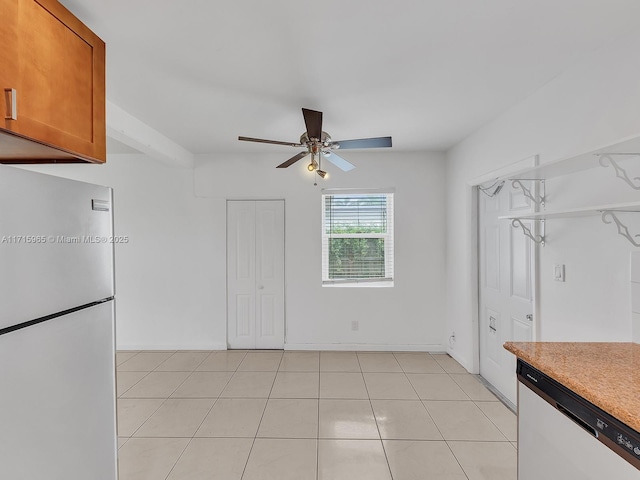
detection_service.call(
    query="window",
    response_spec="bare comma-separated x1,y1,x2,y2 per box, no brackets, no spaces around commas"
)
322,189,394,286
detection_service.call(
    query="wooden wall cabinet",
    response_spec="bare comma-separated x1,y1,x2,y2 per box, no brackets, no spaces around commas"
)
0,0,106,164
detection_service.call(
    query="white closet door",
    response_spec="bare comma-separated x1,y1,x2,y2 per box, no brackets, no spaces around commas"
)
255,201,285,349
227,201,257,349
478,182,535,405
227,200,284,349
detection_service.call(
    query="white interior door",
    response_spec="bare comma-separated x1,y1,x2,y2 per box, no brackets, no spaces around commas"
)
227,200,285,349
478,181,535,406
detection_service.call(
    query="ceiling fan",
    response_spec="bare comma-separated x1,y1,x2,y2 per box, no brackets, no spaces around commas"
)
238,108,392,179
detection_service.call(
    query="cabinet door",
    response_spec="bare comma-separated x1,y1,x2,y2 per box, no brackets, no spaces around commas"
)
0,1,19,127
1,0,106,163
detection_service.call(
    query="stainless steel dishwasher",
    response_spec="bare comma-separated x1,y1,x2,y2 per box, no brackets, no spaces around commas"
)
517,360,640,479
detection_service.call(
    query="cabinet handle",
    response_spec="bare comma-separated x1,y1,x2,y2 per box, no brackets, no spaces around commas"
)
4,88,17,120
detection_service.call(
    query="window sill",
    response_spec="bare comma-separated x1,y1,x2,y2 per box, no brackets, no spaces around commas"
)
322,280,394,288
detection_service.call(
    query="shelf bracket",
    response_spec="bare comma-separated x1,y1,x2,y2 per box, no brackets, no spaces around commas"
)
601,211,640,247
511,218,545,246
598,154,640,190
511,179,545,207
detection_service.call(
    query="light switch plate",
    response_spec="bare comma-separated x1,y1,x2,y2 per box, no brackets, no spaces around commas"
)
553,264,565,282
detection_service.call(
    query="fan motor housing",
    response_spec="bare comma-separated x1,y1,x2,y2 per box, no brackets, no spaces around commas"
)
300,131,333,148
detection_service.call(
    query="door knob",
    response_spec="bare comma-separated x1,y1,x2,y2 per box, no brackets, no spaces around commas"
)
526,314,533,322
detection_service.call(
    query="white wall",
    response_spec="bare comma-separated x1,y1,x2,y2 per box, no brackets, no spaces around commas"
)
22,155,223,350
195,150,447,350
445,30,640,371
24,149,446,351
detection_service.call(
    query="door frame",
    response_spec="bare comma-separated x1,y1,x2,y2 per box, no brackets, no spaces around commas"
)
467,156,541,375
225,198,286,350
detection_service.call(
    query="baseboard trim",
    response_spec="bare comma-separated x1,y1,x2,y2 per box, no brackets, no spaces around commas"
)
116,343,228,351
476,375,516,413
117,343,447,353
284,343,446,352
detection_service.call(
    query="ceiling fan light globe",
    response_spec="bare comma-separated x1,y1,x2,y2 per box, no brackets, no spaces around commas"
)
317,170,328,179
307,162,315,171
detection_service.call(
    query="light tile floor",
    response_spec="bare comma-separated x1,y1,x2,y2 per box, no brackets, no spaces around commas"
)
116,350,517,480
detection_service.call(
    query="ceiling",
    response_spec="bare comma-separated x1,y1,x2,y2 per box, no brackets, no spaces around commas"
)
61,0,640,155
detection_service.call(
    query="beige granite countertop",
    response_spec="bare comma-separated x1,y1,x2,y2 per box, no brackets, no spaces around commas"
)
504,342,640,433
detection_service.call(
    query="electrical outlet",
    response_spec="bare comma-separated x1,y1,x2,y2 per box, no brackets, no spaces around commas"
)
351,320,359,331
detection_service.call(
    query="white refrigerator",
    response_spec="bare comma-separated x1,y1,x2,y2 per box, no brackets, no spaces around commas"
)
0,165,118,479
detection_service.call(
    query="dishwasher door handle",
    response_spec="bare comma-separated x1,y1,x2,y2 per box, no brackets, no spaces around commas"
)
556,403,598,438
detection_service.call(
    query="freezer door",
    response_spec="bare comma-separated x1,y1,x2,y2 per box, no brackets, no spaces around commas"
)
0,166,114,329
0,301,117,480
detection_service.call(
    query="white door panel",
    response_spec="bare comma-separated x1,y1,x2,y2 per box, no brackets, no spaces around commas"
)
0,301,117,480
0,166,114,329
255,201,285,349
479,181,535,406
512,318,533,342
227,202,256,348
228,201,284,349
510,221,533,301
236,295,253,338
509,188,531,211
484,225,500,291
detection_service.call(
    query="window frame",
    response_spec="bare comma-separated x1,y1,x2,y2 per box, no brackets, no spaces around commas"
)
321,188,395,287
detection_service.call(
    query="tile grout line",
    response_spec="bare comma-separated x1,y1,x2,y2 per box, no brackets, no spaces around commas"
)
392,352,472,479
153,349,252,480
443,365,511,443
116,355,176,442
238,350,283,480
115,350,141,368
161,352,245,480
125,396,170,439
162,437,192,480
399,352,450,441
437,353,514,479
190,359,239,436
356,352,395,480
121,352,242,442
117,370,153,398
426,353,472,480
316,351,321,480
117,350,512,480
151,351,179,372
119,354,195,480
471,400,513,443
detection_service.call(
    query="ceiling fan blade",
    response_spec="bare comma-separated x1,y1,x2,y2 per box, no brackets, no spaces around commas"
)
323,151,355,172
333,136,392,150
238,136,303,147
302,108,323,141
276,151,309,168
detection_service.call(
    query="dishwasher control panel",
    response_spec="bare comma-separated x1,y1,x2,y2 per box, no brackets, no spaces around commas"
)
517,360,640,470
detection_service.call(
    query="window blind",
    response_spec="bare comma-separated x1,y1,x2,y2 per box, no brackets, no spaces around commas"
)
321,191,394,285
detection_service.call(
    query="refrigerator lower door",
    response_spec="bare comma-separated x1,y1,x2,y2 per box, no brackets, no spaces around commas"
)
0,165,114,330
0,301,117,480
